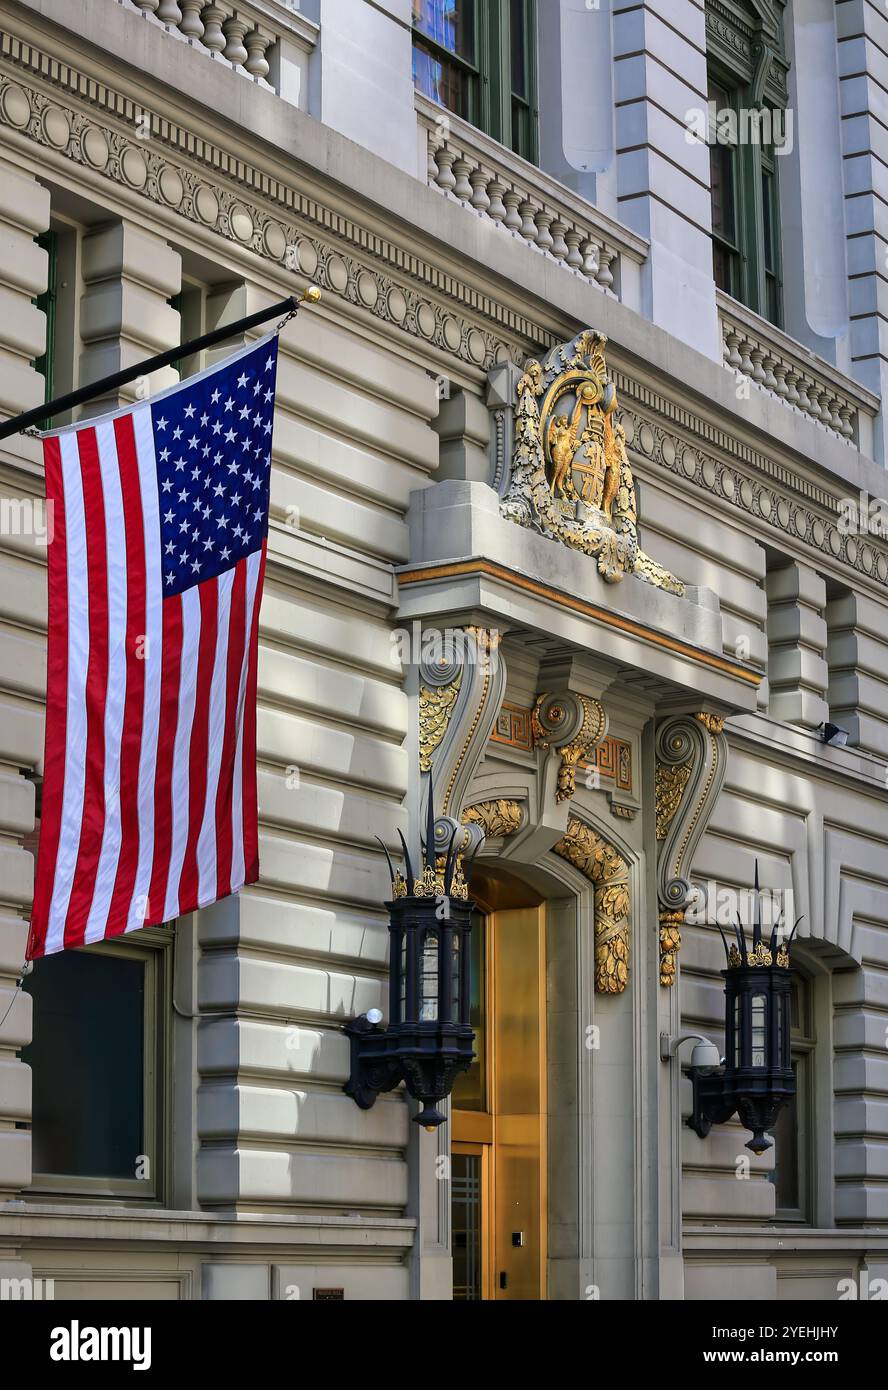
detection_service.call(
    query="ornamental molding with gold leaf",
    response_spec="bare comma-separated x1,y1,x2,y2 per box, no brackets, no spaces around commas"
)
461,799,523,839
655,714,728,987
503,331,685,592
419,671,463,774
553,816,630,995
533,691,608,803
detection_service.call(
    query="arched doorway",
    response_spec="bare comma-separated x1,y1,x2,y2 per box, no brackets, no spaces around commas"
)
450,867,546,1300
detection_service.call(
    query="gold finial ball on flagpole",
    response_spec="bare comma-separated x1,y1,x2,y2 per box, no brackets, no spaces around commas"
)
302,285,322,305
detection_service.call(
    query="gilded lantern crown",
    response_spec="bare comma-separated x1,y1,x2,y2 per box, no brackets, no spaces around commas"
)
378,773,480,905
719,864,802,971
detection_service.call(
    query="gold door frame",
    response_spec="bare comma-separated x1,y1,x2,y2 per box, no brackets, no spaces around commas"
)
452,870,547,1300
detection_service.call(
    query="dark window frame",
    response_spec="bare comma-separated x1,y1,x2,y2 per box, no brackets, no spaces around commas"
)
412,0,539,164
23,929,173,1206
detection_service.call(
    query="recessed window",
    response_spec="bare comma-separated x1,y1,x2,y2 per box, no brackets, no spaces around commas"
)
22,933,171,1201
706,0,786,326
412,0,538,163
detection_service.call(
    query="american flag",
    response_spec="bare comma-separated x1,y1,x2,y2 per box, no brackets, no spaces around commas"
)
28,334,279,959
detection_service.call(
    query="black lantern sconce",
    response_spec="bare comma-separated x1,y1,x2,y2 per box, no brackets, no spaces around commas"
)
344,786,482,1130
667,868,801,1156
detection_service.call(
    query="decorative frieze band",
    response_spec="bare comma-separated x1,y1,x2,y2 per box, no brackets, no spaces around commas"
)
3,31,887,600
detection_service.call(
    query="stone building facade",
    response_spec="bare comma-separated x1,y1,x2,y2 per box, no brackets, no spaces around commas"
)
0,0,887,1301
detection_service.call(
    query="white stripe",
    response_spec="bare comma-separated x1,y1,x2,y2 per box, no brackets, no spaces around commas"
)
196,567,234,905
128,405,163,932
82,421,128,945
229,550,262,892
44,431,90,955
163,584,201,921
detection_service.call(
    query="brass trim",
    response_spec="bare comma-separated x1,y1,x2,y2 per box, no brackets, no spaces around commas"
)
398,559,761,686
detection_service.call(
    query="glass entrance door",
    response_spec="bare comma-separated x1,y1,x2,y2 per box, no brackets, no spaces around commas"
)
451,885,546,1300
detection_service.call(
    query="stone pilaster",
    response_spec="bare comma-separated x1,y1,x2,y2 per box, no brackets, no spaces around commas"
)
765,561,829,730
612,1,718,356
78,221,181,415
836,0,888,459
826,589,888,757
0,155,49,1285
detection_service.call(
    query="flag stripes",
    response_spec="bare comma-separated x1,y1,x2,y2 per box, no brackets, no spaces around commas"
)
29,335,277,959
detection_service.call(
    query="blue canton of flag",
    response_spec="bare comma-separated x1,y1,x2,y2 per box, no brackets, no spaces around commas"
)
155,337,279,596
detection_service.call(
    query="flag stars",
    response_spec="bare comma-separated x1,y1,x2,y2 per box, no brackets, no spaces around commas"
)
153,340,275,596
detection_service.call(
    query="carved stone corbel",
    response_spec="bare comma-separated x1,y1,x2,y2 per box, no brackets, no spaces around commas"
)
533,691,608,803
655,712,728,985
554,815,630,994
419,627,507,856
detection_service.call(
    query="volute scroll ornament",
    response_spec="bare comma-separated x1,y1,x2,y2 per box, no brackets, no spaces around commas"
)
655,713,729,986
533,691,608,803
418,626,508,859
501,331,685,595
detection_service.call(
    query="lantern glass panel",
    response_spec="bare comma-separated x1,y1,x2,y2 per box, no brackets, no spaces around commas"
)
399,935,407,1021
733,996,740,1066
451,932,461,1020
420,929,439,1021
751,992,767,1068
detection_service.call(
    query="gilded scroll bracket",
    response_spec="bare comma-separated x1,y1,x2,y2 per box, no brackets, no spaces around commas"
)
655,712,729,985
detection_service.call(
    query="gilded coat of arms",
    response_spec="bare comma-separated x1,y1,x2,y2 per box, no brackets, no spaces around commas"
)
501,331,684,594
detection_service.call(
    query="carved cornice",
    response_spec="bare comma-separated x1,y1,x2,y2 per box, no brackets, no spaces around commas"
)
655,713,729,986
616,380,888,598
554,815,630,994
2,30,882,603
0,34,534,373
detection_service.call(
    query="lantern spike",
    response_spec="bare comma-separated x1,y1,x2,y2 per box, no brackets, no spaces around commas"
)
442,823,460,897
375,836,396,889
787,914,803,946
733,914,747,966
396,829,415,895
715,920,733,965
752,860,762,950
424,770,437,873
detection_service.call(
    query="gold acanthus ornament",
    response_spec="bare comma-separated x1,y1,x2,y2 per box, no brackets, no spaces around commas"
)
554,816,630,994
502,330,685,594
418,669,463,773
655,761,693,841
462,799,523,839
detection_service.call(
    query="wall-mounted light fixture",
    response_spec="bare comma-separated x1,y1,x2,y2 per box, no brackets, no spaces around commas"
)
665,868,801,1156
343,784,482,1130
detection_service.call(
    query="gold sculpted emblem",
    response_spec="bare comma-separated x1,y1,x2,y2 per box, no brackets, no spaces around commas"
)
502,330,684,593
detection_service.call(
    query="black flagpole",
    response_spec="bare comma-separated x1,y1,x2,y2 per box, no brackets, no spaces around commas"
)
0,286,321,444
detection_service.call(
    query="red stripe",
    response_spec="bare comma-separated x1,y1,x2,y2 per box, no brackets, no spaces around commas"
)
104,413,148,940
62,429,109,950
177,578,219,913
28,439,69,960
147,592,183,925
214,558,247,901
241,543,266,885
